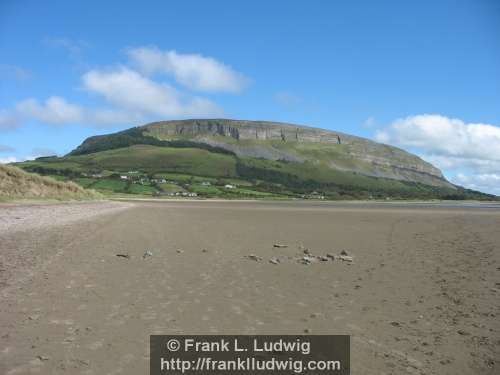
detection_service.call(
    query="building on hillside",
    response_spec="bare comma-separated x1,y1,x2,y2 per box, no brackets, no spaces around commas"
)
301,191,325,200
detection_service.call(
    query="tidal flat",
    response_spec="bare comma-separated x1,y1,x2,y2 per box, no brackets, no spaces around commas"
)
0,200,499,374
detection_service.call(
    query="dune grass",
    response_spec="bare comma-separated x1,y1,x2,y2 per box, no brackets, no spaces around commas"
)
0,164,102,201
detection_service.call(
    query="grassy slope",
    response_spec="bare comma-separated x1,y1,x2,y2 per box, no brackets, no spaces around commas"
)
14,144,497,200
0,164,101,201
24,145,238,177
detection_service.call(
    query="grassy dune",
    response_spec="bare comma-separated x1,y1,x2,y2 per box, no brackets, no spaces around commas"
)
0,164,102,201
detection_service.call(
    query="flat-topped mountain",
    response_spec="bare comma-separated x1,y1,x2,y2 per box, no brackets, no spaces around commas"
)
71,119,449,187
16,119,496,200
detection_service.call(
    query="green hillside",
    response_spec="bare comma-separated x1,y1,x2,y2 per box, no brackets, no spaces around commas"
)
11,119,497,200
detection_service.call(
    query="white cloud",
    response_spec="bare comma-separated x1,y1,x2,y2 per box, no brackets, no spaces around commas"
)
2,47,246,130
127,47,248,93
423,155,500,174
375,114,500,195
0,156,17,164
2,67,223,129
375,114,500,162
7,96,136,128
16,96,83,125
451,173,500,196
82,66,222,117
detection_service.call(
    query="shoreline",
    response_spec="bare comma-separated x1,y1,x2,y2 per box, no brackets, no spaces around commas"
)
110,197,500,209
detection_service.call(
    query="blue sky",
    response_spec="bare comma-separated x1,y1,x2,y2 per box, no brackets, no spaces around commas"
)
1,0,499,194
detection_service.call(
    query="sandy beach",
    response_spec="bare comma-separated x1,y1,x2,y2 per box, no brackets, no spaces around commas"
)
0,200,499,374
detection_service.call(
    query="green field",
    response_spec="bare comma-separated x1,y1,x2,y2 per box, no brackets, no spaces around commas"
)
14,143,497,201
71,145,237,177
188,184,221,195
90,179,128,192
158,182,186,193
127,183,157,194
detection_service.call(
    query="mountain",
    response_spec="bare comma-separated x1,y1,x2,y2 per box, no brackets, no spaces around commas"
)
15,119,496,200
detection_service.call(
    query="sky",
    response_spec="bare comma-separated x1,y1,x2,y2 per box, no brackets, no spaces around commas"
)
1,0,499,195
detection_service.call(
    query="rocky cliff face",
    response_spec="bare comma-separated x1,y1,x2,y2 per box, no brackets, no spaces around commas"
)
144,119,343,143
142,119,450,187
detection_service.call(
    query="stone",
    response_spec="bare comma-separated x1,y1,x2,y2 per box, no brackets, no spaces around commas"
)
246,254,263,262
273,243,288,248
269,258,280,265
143,250,153,259
299,256,313,265
338,255,353,262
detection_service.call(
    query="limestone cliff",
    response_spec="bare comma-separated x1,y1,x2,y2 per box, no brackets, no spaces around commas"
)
141,119,450,188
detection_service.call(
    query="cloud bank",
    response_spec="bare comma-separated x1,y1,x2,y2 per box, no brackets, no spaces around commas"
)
0,46,246,130
16,97,83,125
127,47,248,93
375,114,500,195
82,66,222,118
0,156,18,164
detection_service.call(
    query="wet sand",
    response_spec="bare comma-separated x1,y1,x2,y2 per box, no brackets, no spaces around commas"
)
0,200,499,374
